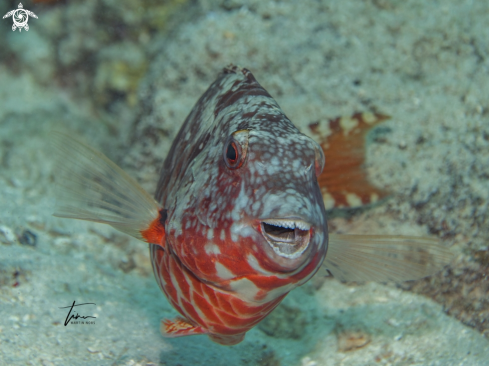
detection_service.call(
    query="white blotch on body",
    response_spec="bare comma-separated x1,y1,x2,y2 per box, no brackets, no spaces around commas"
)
204,243,221,255
215,262,235,280
229,278,260,302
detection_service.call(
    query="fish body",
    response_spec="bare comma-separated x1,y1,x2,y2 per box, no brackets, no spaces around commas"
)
52,65,452,346
149,66,328,344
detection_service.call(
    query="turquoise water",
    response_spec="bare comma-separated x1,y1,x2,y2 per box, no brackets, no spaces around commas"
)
1,0,489,365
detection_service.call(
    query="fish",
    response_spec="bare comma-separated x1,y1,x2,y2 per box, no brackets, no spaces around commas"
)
52,65,453,346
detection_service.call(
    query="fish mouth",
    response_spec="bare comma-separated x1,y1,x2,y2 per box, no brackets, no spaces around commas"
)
260,219,312,259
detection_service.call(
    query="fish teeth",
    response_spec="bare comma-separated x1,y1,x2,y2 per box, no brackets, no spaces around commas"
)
262,219,311,231
295,221,309,230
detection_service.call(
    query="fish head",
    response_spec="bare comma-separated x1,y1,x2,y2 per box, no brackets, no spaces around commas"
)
222,111,328,280
227,125,328,259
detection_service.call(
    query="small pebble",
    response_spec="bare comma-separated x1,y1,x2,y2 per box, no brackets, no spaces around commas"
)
19,230,37,247
337,330,371,352
0,225,16,244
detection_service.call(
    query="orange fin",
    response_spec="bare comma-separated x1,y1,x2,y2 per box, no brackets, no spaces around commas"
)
309,112,390,209
141,209,167,247
160,317,208,338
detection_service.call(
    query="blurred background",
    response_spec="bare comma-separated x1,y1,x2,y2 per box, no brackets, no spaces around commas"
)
0,0,488,365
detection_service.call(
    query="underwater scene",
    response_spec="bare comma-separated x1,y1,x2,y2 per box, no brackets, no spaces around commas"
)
1,0,488,365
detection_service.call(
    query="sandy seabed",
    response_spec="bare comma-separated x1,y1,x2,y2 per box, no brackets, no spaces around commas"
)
1,0,488,365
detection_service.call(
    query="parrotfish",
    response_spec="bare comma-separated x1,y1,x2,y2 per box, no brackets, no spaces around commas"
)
52,65,452,346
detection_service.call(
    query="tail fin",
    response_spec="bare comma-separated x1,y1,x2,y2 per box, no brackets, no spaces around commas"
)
324,234,454,282
309,112,390,210
51,132,162,243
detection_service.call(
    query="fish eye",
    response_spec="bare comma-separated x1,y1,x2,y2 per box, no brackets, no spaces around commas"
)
226,141,239,166
223,130,249,170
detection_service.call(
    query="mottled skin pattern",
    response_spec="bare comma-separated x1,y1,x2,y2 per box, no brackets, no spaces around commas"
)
150,66,328,345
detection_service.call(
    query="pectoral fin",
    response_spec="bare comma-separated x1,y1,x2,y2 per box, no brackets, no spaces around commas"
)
51,131,165,247
324,234,454,282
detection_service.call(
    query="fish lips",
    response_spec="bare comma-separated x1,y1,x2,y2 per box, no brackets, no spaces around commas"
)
260,218,313,260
